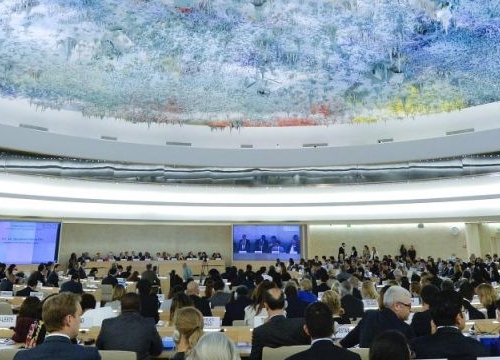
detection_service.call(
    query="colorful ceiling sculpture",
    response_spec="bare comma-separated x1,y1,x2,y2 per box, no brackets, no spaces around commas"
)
0,0,499,128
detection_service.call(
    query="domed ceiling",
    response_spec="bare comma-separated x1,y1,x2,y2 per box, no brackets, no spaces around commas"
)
1,0,499,130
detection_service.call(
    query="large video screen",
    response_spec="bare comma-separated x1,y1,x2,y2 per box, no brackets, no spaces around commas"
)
0,221,61,265
233,224,302,261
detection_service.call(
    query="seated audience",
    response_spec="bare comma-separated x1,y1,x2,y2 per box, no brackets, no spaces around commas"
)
187,332,240,360
170,292,195,324
321,289,350,325
340,286,415,348
80,293,97,313
172,307,205,360
30,263,47,287
46,263,60,287
128,270,140,282
67,262,87,280
222,285,251,326
186,280,212,317
284,282,309,319
411,284,439,337
369,330,411,360
13,293,100,360
210,278,231,308
361,280,378,300
284,301,360,360
0,264,17,291
411,289,489,359
137,279,160,323
16,276,38,297
60,274,83,294
476,282,497,318
244,280,275,326
96,292,162,360
297,278,317,304
12,297,41,343
340,280,364,319
249,288,309,360
101,267,118,287
459,281,485,320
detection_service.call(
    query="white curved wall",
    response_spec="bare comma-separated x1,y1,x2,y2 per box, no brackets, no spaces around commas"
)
1,172,500,222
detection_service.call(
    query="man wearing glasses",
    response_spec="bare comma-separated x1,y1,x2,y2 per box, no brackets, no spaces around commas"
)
340,285,415,348
14,293,100,360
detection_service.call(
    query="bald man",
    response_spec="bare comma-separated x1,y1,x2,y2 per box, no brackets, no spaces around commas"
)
249,288,309,360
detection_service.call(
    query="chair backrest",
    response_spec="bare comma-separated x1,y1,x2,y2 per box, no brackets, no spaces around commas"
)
100,284,114,302
99,350,136,360
262,345,309,360
0,302,13,315
348,347,370,360
212,306,225,319
0,348,20,360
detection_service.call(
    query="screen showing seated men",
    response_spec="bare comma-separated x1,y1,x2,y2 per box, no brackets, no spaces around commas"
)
232,224,301,261
0,221,61,264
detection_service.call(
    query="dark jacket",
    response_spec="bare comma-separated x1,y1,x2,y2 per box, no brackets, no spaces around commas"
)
340,308,415,348
411,326,489,360
13,335,100,360
250,315,309,360
285,339,361,360
96,311,163,360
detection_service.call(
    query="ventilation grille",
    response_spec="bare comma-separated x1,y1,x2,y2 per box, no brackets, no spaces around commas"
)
19,124,48,132
165,141,192,147
100,136,117,141
302,143,328,148
446,128,474,136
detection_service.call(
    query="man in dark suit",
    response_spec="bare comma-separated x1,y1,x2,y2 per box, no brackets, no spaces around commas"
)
340,286,415,348
101,267,118,288
411,289,489,359
238,234,251,252
250,288,309,360
340,280,364,319
13,293,100,360
60,274,83,294
285,302,360,360
96,292,162,360
411,284,439,336
30,263,47,287
16,276,38,297
46,262,60,287
222,285,252,326
459,281,486,320
186,280,212,316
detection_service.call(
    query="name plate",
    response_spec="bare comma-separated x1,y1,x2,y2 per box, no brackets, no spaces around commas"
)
0,291,13,297
238,251,247,254
411,297,421,306
254,251,262,254
30,292,44,300
157,294,165,302
271,250,280,254
253,315,267,328
203,316,221,330
362,299,379,308
0,315,17,328
335,324,354,339
80,315,93,328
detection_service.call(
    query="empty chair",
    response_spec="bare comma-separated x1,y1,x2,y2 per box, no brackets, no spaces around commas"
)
100,284,114,303
0,349,20,360
99,350,136,360
262,345,309,360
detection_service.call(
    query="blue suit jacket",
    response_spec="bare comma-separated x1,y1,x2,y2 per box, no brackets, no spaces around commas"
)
13,335,100,360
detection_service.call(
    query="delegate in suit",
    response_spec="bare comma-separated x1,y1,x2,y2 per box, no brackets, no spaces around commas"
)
96,292,163,360
250,288,309,360
411,289,489,360
285,302,360,360
13,293,100,360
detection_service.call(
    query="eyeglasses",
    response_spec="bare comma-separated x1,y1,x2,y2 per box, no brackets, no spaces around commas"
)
398,302,412,309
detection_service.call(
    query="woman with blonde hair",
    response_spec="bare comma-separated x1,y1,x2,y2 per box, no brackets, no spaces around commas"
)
321,290,350,324
476,283,497,318
361,280,378,300
172,307,205,360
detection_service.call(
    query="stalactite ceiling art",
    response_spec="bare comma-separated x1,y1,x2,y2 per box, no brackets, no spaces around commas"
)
0,0,499,129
